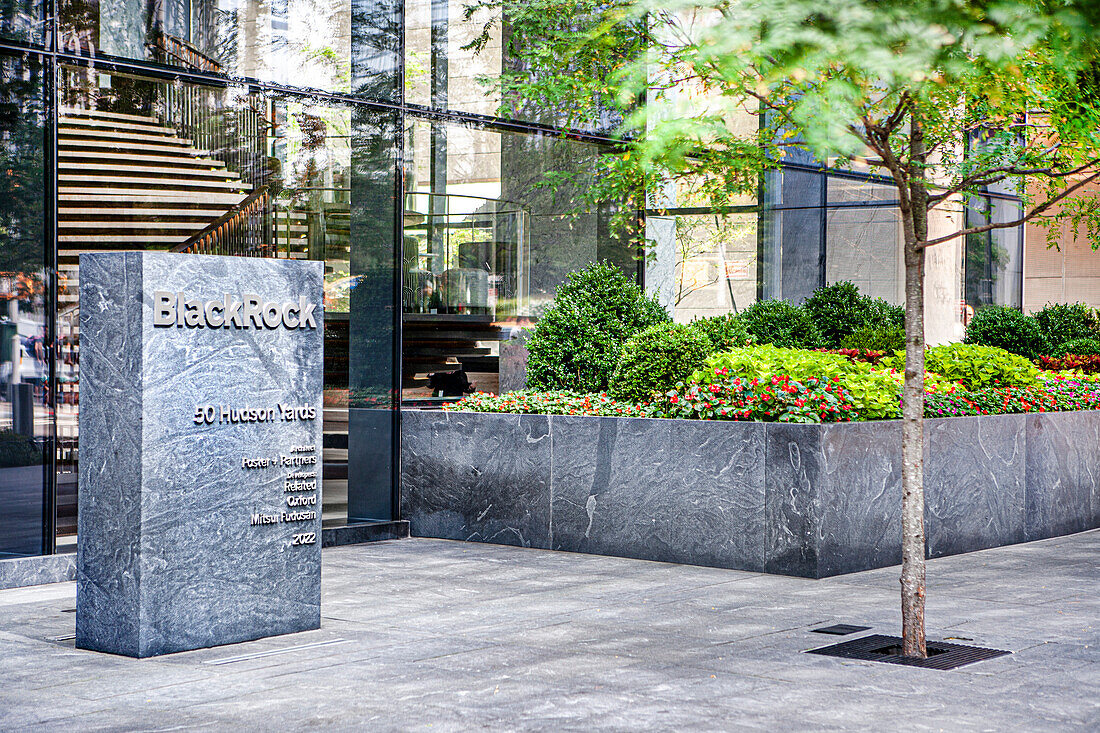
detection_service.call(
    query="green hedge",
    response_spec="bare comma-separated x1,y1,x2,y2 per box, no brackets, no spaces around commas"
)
610,322,713,402
736,300,824,349
1034,302,1098,348
526,262,669,393
963,305,1048,359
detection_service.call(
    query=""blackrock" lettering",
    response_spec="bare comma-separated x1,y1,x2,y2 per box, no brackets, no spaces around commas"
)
152,292,318,329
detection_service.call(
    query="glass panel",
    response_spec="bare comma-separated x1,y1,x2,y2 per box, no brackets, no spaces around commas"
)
0,53,47,558
764,167,823,209
346,105,399,521
57,66,273,546
57,63,397,528
59,0,354,92
401,117,635,403
826,175,898,205
405,0,500,117
825,205,904,303
403,0,622,133
759,206,822,303
965,196,1023,309
668,213,757,321
0,0,43,45
352,0,402,102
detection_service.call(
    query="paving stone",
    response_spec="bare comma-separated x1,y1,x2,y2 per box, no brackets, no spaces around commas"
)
0,531,1098,729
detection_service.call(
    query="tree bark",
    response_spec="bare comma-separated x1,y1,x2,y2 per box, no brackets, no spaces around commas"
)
900,114,928,659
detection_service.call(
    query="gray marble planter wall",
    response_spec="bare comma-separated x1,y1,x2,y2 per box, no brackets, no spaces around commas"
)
402,410,1100,578
401,410,765,570
0,553,76,590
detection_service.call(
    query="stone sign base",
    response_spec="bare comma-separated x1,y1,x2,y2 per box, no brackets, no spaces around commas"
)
77,252,323,657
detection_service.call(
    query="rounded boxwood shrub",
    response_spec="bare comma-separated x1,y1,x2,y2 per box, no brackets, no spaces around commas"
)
803,281,866,347
963,305,1048,359
736,299,824,349
610,322,714,402
689,313,753,352
1050,337,1100,358
864,297,905,328
840,322,905,353
526,262,669,393
1034,302,1098,350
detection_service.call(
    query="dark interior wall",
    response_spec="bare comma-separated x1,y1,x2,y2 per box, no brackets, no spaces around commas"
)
500,132,636,306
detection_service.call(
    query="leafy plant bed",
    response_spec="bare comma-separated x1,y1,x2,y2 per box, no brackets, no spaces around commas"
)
401,409,1100,578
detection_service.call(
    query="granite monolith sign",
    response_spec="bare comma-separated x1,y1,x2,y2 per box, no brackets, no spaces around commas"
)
76,252,324,658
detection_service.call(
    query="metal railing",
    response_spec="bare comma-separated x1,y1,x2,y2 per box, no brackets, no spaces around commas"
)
159,83,271,191
273,187,351,260
172,185,273,256
58,65,272,194
148,32,225,74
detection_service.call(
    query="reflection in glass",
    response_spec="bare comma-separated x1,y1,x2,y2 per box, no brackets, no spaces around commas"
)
0,0,41,44
400,118,632,404
403,0,623,132
826,206,903,304
965,196,1023,309
0,54,47,558
347,106,399,521
60,0,353,92
666,213,757,321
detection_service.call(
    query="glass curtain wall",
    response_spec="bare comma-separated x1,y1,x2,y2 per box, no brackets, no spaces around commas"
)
400,118,636,404
761,166,1015,309
0,52,49,558
59,0,353,92
51,63,387,542
0,0,638,552
762,166,907,305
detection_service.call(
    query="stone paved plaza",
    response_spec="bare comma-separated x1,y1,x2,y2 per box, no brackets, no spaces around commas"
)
1,531,1098,731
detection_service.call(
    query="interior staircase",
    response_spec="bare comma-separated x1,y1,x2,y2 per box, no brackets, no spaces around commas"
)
57,107,250,308
54,107,254,537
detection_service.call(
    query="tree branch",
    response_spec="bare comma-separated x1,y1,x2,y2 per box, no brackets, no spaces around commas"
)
927,156,1097,207
860,114,912,212
918,169,1100,249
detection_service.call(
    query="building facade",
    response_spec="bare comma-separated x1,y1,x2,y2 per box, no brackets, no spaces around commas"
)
0,0,1049,559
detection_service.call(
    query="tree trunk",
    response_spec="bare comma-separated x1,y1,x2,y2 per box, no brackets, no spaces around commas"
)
901,115,929,659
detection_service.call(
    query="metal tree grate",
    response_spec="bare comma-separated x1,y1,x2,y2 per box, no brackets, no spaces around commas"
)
811,624,871,636
807,634,1011,670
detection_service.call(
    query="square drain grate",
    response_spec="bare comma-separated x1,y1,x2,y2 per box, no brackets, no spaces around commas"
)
807,633,1011,670
811,624,871,636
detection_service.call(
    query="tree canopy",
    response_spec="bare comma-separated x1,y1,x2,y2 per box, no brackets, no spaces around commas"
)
468,0,1100,241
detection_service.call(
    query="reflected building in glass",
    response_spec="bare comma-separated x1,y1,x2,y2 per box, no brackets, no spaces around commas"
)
0,0,1062,559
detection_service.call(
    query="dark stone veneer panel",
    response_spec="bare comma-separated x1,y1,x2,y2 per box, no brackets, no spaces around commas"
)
764,424,821,578
549,417,765,571
402,410,1100,577
925,414,1026,558
815,420,903,577
401,410,551,549
1025,412,1100,541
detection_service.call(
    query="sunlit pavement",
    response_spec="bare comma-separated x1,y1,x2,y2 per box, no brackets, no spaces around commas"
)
1,531,1097,730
